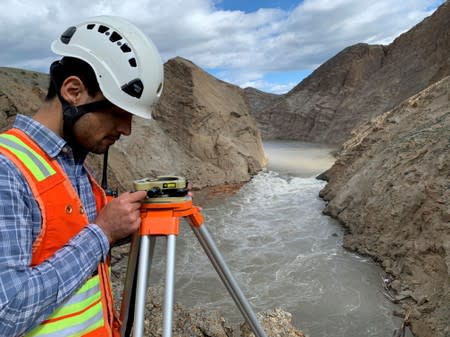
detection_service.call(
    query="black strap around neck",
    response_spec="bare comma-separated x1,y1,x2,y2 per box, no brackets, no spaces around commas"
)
50,60,116,152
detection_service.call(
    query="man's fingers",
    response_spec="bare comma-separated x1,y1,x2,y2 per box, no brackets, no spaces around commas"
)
121,190,147,202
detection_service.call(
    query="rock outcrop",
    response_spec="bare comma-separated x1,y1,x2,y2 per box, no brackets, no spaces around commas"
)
319,76,450,337
249,1,450,146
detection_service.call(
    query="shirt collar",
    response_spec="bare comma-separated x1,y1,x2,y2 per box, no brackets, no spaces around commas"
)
12,114,68,159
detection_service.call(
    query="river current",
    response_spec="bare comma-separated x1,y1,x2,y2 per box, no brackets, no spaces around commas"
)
148,141,410,337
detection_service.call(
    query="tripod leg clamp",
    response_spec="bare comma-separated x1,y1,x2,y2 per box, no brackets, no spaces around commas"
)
187,206,204,228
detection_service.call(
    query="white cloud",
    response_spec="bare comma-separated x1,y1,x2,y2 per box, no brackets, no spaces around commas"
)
0,0,445,93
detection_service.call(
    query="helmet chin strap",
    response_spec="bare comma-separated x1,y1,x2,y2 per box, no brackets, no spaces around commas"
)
50,60,115,154
61,99,115,155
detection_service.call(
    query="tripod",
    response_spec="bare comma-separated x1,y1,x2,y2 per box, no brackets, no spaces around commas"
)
119,199,268,337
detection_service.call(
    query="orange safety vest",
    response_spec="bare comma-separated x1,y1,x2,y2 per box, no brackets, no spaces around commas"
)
0,128,121,337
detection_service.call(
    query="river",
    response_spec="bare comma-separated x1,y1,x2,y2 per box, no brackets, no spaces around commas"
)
147,140,411,337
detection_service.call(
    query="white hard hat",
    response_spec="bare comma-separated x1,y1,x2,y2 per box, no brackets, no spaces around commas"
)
51,16,163,119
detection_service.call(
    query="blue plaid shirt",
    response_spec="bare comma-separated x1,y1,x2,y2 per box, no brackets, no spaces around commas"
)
0,115,110,336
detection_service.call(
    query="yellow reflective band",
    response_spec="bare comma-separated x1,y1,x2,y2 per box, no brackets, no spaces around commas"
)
0,133,56,177
25,300,104,337
85,273,101,289
0,134,56,181
46,275,101,319
50,289,101,319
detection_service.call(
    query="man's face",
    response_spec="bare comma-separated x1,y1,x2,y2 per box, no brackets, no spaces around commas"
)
72,92,133,154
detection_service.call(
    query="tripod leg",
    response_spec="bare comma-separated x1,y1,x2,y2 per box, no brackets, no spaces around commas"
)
163,234,177,337
189,224,268,337
120,232,140,337
133,235,156,337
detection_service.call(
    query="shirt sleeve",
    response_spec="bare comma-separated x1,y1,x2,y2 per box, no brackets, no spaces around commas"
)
0,156,110,336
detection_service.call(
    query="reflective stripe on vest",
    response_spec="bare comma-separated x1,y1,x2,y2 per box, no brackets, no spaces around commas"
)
0,133,56,181
25,275,104,337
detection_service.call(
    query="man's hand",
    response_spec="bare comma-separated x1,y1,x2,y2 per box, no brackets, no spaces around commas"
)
95,191,147,244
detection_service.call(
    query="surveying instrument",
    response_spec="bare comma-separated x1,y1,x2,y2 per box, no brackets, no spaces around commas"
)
118,176,268,337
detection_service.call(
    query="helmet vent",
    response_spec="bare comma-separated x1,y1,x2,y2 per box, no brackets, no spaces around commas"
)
98,25,109,33
121,44,131,53
60,26,77,44
110,31,122,43
122,79,144,98
129,58,137,67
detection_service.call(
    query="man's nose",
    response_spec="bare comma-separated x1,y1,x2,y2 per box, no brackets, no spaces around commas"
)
117,114,132,136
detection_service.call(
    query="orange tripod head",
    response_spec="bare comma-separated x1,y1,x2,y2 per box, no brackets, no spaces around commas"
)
134,176,204,236
139,200,204,236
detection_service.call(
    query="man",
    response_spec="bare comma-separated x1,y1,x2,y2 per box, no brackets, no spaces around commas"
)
0,16,163,336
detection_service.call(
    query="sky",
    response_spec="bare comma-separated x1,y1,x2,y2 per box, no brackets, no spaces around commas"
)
0,0,446,94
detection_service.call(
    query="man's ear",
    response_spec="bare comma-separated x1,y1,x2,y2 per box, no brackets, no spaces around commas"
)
60,76,85,105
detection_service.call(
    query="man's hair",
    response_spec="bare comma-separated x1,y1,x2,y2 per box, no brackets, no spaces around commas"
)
46,57,101,101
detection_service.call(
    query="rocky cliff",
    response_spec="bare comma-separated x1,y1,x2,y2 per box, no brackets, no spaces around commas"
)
320,76,450,337
0,57,266,192
249,1,450,146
